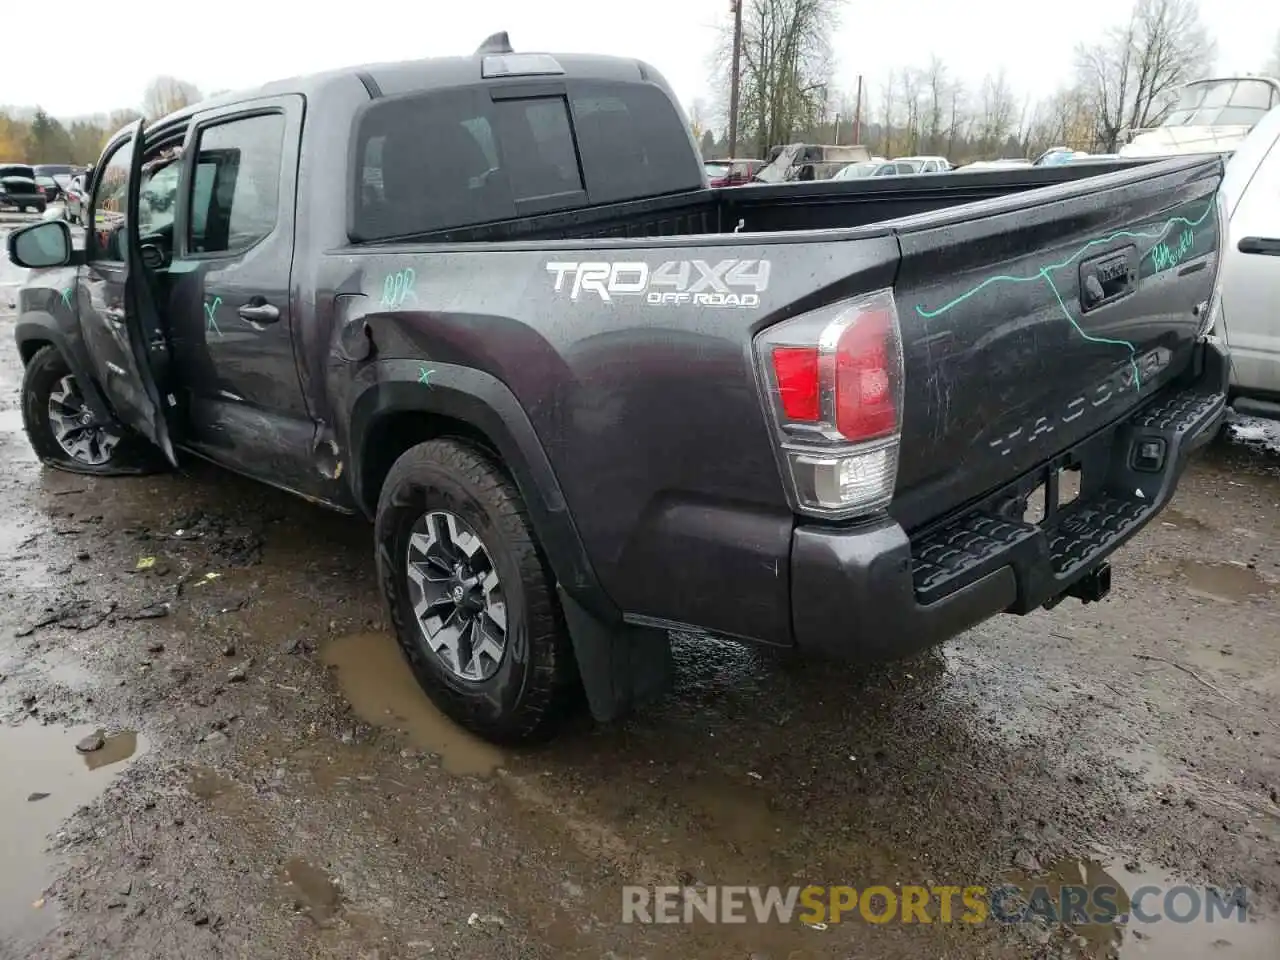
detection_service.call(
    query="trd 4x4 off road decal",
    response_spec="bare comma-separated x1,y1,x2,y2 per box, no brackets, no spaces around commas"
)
545,259,771,308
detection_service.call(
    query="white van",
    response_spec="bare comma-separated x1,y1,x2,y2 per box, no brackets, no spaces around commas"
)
1211,104,1280,418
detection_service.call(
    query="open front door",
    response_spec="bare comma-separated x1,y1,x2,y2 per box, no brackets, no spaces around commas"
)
82,118,178,465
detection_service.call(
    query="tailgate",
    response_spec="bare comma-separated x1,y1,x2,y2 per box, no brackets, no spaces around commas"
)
889,155,1222,531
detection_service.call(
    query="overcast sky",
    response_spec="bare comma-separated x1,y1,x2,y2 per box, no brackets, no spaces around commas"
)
2,0,1277,121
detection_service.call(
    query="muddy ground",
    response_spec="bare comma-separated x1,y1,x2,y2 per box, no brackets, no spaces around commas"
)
2,216,1279,960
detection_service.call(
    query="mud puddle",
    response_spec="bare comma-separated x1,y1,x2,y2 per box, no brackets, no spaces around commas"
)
1179,561,1276,603
0,722,143,949
1007,856,1280,959
280,857,343,924
321,631,503,776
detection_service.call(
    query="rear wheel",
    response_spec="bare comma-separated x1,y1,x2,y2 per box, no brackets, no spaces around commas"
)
375,438,579,744
21,345,163,475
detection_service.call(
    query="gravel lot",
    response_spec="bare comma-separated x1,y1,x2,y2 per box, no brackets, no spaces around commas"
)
2,213,1279,960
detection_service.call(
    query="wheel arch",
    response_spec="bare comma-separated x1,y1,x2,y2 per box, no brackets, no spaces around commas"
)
15,315,115,423
346,360,617,624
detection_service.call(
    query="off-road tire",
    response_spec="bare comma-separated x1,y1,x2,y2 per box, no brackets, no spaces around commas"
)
21,345,165,475
375,438,579,744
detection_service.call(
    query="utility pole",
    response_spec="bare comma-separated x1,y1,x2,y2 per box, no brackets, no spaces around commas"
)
853,74,863,146
728,0,743,157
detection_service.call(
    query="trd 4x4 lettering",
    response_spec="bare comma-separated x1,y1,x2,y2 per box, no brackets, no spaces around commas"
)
545,259,771,307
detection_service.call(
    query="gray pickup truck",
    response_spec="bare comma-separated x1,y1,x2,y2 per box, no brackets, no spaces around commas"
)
6,34,1229,743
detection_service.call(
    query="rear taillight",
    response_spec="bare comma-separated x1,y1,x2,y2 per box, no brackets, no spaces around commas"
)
755,289,904,518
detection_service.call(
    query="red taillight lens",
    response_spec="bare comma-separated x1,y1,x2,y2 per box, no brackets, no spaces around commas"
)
754,289,904,519
772,346,820,422
835,309,895,440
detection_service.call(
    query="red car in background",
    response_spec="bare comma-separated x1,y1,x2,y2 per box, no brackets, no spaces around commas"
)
703,158,764,187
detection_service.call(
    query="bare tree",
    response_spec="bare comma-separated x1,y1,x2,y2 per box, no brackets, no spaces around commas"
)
977,69,1017,155
878,70,895,157
687,97,709,140
945,82,968,158
900,68,924,153
142,76,202,120
1074,0,1215,151
922,56,948,155
711,0,840,156
1266,29,1280,76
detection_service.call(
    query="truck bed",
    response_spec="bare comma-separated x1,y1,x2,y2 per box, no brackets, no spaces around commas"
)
384,159,1160,245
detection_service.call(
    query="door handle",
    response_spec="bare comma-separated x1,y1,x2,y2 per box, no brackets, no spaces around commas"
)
1237,236,1280,256
238,302,280,323
1079,247,1138,312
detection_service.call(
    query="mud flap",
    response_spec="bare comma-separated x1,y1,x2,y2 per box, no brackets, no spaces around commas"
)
557,586,672,723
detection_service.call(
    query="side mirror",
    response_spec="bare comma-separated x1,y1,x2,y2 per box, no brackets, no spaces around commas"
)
7,220,73,269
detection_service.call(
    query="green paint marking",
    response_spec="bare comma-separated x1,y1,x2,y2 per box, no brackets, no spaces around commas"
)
1150,227,1196,273
913,202,1218,390
379,268,418,310
59,287,73,309
204,296,223,338
418,366,435,385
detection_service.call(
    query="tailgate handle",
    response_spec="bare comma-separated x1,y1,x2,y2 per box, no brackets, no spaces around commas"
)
1078,247,1138,313
1238,236,1280,256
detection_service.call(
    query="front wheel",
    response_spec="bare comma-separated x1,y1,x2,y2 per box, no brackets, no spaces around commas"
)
375,438,579,744
21,345,163,475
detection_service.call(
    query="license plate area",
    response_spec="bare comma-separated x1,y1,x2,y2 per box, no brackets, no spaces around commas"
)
1002,459,1083,528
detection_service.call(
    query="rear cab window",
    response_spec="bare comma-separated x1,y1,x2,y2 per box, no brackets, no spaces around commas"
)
351,79,703,241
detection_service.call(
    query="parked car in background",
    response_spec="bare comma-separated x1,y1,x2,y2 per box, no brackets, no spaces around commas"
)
830,160,883,180
956,158,1034,172
754,142,872,182
1121,76,1280,158
0,163,46,213
35,175,63,203
1210,102,1280,418
703,158,764,187
892,155,952,172
62,173,89,223
833,160,923,180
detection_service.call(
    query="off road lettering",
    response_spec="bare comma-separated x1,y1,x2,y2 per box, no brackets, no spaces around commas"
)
546,259,770,307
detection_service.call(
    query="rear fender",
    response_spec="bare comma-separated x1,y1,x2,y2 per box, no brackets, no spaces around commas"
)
346,359,673,722
345,358,613,620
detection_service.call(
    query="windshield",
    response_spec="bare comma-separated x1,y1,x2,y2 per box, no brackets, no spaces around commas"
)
704,163,730,178
1160,79,1279,128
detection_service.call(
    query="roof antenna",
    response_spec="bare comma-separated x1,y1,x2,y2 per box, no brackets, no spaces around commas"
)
475,31,513,55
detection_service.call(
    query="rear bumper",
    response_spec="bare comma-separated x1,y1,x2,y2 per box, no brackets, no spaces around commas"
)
791,340,1229,660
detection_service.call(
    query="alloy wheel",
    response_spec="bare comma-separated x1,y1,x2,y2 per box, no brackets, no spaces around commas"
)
405,510,508,681
47,374,120,466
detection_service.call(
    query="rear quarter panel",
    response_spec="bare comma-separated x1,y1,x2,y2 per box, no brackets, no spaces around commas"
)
321,234,898,644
